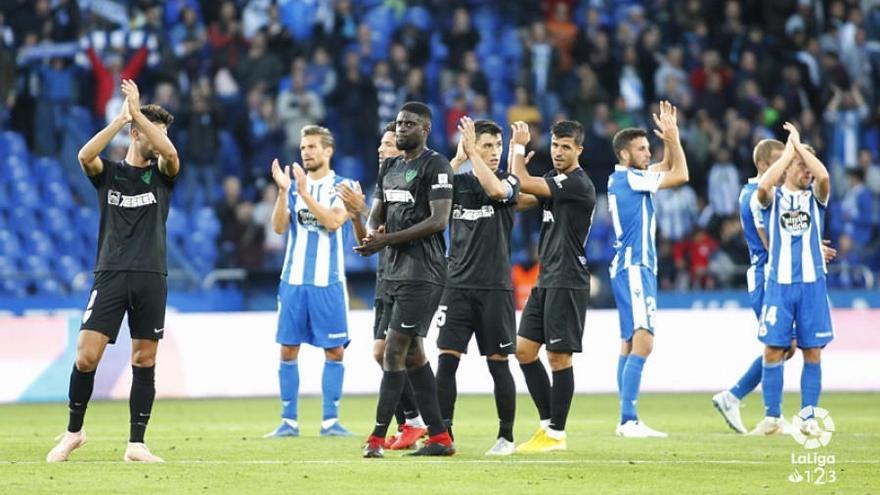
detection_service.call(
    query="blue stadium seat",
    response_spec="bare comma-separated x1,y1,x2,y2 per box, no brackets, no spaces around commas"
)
363,6,398,43
281,0,316,41
0,278,26,297
193,207,220,239
9,206,37,233
23,254,49,273
166,207,189,243
1,131,28,158
335,155,366,183
404,6,432,31
35,277,63,295
33,156,64,179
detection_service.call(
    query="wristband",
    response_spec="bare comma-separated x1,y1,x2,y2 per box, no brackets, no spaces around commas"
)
513,144,526,156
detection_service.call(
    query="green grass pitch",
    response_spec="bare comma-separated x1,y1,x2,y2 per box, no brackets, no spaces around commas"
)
1,393,877,494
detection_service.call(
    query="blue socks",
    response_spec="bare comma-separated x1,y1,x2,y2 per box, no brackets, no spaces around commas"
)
617,355,627,394
279,360,299,420
762,360,784,417
731,356,763,400
322,360,345,420
620,354,646,424
801,361,821,409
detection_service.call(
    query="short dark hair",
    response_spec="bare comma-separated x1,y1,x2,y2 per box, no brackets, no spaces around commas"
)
400,101,432,122
474,119,502,138
551,120,585,146
140,104,174,127
612,128,648,157
383,121,396,134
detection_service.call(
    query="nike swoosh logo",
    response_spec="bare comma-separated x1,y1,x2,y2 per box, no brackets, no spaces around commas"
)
153,328,164,333
549,338,562,344
400,323,417,329
499,342,513,348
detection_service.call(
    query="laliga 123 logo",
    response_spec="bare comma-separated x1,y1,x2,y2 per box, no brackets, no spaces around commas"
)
791,406,835,449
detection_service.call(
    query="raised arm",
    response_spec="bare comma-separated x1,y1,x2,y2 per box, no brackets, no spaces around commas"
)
122,79,180,177
509,121,552,198
449,137,468,172
270,159,292,234
789,125,830,204
336,181,368,245
460,116,510,200
291,164,348,232
652,101,689,189
77,97,131,176
757,131,797,207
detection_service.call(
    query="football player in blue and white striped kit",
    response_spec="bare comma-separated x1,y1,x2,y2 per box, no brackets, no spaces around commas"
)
751,122,833,436
607,101,689,438
265,125,355,438
711,139,785,433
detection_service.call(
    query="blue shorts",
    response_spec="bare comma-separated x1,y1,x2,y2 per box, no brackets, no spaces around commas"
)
746,264,766,320
276,282,349,349
611,266,657,341
758,279,834,349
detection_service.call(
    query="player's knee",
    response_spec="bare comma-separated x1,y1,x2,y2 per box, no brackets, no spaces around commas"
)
763,346,786,363
131,354,156,367
325,346,344,361
801,347,821,363
547,352,572,370
280,345,299,361
75,353,100,372
515,346,537,364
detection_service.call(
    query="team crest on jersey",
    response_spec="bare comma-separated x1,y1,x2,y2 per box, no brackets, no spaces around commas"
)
405,169,418,183
297,209,324,231
141,169,153,185
780,210,811,236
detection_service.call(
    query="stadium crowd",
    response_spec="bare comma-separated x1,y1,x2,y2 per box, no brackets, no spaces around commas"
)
2,0,880,296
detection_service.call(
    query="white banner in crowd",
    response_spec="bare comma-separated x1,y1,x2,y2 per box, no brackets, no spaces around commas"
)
0,309,878,403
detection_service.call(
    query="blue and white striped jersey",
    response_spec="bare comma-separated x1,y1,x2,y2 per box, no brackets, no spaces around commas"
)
607,165,663,276
764,185,827,284
739,178,769,268
280,171,352,287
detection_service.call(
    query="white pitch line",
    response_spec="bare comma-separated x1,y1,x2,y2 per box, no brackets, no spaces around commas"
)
2,459,879,466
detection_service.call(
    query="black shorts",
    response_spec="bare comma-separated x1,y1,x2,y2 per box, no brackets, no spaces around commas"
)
80,271,168,344
373,293,393,340
517,287,589,353
436,288,517,356
385,281,444,337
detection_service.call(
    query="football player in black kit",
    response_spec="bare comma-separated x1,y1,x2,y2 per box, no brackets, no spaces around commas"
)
356,102,455,458
435,117,520,456
47,80,179,463
510,120,597,453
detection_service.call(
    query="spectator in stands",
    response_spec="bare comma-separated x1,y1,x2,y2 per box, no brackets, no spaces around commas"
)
180,88,220,206
277,67,325,162
246,87,283,180
840,168,877,260
373,60,397,134
236,30,283,94
313,0,357,55
706,148,741,219
443,8,479,71
33,57,76,156
84,44,149,121
231,201,264,270
208,0,247,74
306,46,337,97
397,67,425,105
859,149,880,194
330,53,377,164
507,86,541,127
393,22,430,68
216,175,243,268
824,84,870,172
546,2,577,73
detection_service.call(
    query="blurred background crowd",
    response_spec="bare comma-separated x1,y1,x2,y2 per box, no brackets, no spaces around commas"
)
1,0,879,310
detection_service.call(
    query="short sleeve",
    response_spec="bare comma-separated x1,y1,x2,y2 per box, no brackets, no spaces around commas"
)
749,192,764,229
89,158,113,189
759,186,776,210
427,155,454,201
500,173,520,204
545,171,591,203
373,158,391,201
626,170,664,193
